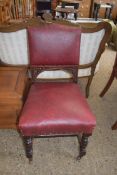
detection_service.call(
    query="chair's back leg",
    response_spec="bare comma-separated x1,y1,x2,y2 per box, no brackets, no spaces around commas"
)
112,121,117,130
99,70,115,97
100,53,117,97
86,62,97,98
86,75,94,98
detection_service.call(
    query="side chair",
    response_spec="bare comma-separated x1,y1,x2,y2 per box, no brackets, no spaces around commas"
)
18,23,96,161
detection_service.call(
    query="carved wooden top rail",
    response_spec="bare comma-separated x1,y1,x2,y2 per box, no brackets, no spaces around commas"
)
0,13,111,32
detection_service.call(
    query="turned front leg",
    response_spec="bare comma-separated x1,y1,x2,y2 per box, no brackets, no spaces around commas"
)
77,133,91,160
23,136,33,162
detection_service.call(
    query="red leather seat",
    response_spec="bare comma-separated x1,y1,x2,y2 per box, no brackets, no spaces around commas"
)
19,82,96,136
18,23,96,161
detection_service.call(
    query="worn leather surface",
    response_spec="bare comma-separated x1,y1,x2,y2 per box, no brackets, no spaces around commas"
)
19,83,96,136
28,24,81,66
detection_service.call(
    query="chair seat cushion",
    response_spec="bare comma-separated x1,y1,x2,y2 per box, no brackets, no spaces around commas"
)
19,83,96,136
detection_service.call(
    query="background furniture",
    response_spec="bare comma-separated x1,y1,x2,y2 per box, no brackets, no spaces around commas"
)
36,0,51,19
55,0,80,20
18,23,96,161
93,2,113,20
0,67,27,128
93,0,117,20
0,0,117,23
100,52,117,97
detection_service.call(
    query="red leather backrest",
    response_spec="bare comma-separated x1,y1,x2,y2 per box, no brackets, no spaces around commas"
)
28,23,81,66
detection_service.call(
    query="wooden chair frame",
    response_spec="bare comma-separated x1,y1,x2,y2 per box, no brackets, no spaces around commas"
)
19,23,92,161
0,15,112,98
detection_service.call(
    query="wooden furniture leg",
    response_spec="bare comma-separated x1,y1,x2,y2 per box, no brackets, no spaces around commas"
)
105,3,113,19
77,133,91,160
93,3,100,21
100,53,117,97
51,0,58,19
86,76,93,98
112,121,117,130
100,69,115,97
23,136,33,162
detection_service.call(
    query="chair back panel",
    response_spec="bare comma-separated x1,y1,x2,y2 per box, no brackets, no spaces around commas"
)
0,19,111,79
0,27,104,67
28,23,81,66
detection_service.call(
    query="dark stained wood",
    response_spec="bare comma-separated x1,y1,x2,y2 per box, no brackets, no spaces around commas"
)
40,0,117,19
112,121,117,130
0,67,28,128
100,53,117,97
92,0,117,20
56,0,92,18
30,65,78,83
93,2,114,21
23,136,33,162
77,133,91,160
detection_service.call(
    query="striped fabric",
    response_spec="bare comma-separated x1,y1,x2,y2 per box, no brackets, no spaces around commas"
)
0,29,28,65
0,29,104,78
